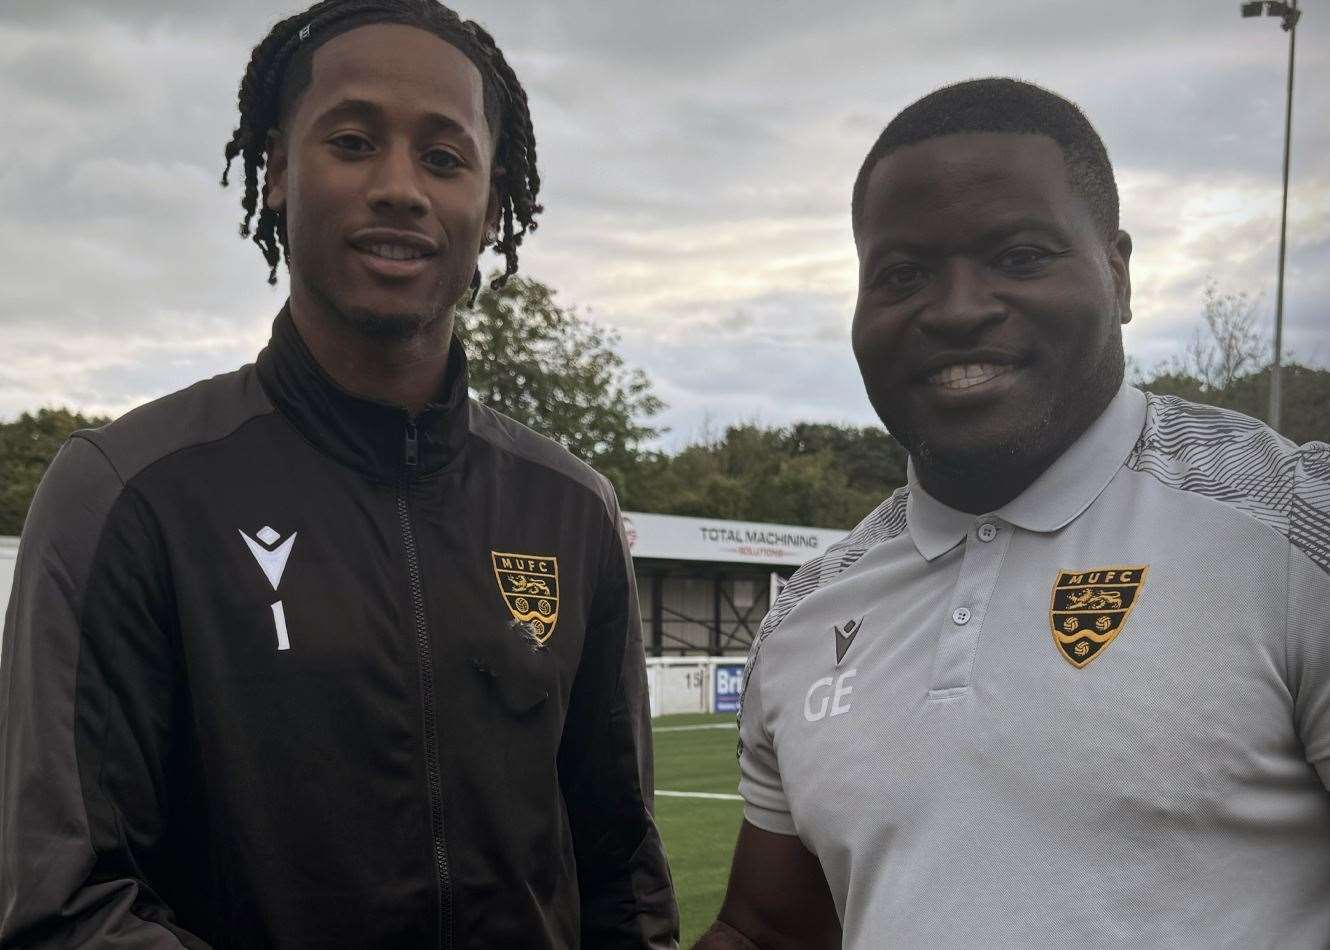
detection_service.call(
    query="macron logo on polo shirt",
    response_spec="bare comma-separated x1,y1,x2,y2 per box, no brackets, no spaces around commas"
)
834,617,864,665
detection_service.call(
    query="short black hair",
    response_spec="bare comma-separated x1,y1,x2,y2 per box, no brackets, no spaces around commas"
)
222,0,542,301
851,78,1118,243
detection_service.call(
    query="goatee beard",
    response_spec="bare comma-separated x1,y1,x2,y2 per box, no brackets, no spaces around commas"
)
302,274,456,342
900,399,1057,483
337,307,443,340
898,344,1124,494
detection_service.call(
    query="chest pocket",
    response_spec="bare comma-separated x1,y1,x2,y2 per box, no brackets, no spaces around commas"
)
470,623,556,716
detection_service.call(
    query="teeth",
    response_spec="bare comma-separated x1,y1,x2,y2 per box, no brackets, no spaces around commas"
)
365,243,425,261
927,363,1010,390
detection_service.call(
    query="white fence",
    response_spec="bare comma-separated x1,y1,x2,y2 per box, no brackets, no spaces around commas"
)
0,538,15,642
645,656,747,718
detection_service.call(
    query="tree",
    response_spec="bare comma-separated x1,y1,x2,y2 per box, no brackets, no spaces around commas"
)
1186,280,1267,392
0,408,111,536
1137,361,1328,445
456,274,664,492
783,422,907,495
1213,363,1329,446
619,422,907,529
1133,280,1328,445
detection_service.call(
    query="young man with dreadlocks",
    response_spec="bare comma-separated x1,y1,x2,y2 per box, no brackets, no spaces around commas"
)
0,2,678,947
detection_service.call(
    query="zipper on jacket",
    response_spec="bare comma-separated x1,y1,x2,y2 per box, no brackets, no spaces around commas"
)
398,420,452,949
404,421,420,467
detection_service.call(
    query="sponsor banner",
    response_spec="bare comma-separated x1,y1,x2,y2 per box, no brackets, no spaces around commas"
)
622,511,846,567
713,663,745,714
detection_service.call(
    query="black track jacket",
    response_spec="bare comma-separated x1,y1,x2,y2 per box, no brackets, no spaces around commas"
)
0,309,678,949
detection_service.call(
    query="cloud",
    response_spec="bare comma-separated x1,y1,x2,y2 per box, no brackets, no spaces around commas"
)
0,0,1326,447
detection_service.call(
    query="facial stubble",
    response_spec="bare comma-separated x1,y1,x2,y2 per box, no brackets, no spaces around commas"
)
898,310,1126,490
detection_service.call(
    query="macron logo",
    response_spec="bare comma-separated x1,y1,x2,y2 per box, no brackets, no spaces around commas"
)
239,526,297,651
834,616,864,665
239,526,297,590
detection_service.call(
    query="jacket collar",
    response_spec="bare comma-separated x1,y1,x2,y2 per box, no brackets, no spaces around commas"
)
906,381,1147,560
255,305,471,482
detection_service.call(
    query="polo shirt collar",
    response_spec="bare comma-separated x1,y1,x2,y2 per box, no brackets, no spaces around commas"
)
906,381,1146,560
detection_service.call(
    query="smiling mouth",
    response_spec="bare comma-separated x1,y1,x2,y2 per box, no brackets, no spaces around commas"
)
361,243,432,261
925,363,1016,391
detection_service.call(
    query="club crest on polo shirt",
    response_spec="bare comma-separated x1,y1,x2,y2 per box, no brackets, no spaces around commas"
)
833,616,864,665
492,551,560,644
1049,566,1148,668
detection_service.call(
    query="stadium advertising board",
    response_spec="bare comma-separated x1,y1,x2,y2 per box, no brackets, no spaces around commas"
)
713,663,745,714
622,511,846,567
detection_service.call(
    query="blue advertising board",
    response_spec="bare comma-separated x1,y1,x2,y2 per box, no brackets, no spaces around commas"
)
713,663,745,714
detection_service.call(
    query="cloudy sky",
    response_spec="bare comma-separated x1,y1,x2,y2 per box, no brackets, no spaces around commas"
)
1,0,1326,448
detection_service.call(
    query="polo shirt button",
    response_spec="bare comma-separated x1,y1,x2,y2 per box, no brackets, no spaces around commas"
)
952,607,971,625
977,523,998,542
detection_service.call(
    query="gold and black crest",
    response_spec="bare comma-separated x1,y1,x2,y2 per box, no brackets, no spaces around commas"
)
492,551,560,644
1049,566,1147,668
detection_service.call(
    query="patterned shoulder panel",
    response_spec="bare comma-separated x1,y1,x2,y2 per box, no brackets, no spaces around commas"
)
743,487,910,680
1292,442,1330,572
1128,392,1330,572
736,488,909,752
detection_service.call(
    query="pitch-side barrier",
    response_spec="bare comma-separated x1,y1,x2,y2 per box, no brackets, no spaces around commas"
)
645,656,747,718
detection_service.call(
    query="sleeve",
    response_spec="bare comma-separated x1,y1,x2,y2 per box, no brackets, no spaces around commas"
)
736,649,797,836
0,437,206,948
1288,444,1330,792
557,489,679,949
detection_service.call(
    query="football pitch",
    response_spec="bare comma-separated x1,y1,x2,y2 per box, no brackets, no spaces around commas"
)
651,712,744,945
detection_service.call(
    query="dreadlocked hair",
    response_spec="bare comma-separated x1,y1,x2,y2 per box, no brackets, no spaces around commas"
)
221,0,542,301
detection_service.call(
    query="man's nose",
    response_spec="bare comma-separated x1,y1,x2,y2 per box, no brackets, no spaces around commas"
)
918,260,1006,339
366,145,428,216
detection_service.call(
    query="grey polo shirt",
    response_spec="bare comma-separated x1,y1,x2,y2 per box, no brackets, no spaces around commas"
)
738,383,1330,949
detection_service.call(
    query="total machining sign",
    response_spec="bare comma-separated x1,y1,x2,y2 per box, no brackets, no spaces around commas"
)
621,511,847,567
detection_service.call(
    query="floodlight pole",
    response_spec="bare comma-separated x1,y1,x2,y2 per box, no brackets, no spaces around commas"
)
1269,2,1297,432
1244,0,1301,431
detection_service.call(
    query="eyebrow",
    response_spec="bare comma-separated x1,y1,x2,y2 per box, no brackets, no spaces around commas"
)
311,98,478,145
968,217,1067,245
866,216,1068,258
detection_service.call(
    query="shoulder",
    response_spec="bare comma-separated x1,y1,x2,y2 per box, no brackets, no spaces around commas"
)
751,487,910,657
23,366,270,557
1129,391,1329,570
76,364,272,486
465,400,618,524
1290,441,1330,572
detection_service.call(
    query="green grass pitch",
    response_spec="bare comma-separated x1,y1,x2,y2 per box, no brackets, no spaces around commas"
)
651,712,744,945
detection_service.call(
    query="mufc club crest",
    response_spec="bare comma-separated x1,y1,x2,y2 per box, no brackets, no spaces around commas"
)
492,551,560,645
1049,566,1148,668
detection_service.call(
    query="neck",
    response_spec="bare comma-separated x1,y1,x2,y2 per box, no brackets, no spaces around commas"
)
288,289,454,415
913,456,1048,515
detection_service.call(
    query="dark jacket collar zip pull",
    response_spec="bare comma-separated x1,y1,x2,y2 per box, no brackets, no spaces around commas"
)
404,421,420,470
255,305,471,482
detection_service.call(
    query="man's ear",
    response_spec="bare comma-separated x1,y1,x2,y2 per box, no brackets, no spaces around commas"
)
264,129,288,212
1110,229,1133,326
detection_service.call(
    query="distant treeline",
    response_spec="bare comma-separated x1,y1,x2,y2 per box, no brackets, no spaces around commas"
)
1,275,1325,536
